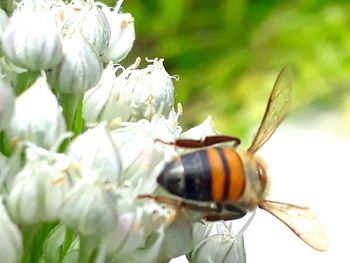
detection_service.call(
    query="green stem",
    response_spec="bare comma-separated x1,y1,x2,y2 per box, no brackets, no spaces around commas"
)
15,71,40,95
72,95,84,135
78,236,98,263
20,225,40,263
61,227,75,259
0,131,5,155
61,94,80,133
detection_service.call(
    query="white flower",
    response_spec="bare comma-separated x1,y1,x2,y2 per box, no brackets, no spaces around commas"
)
111,229,164,263
0,198,22,263
82,60,138,123
180,116,219,140
9,75,66,149
48,33,103,94
157,211,196,261
140,201,173,238
102,206,144,255
7,145,79,224
0,79,15,130
0,142,24,190
126,58,176,120
60,178,118,236
66,124,122,183
101,7,135,63
101,184,172,261
1,9,63,71
111,112,181,193
188,212,255,263
63,2,111,55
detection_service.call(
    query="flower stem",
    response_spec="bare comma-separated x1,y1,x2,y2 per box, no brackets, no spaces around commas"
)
0,131,6,156
20,225,39,263
61,94,80,132
61,227,75,258
78,235,98,263
15,71,40,95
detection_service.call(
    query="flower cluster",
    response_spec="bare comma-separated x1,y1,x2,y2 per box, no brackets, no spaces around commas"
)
0,0,249,262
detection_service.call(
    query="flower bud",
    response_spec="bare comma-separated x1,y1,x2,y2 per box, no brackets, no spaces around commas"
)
187,213,255,263
7,146,79,224
111,229,164,263
0,79,15,130
82,62,134,123
191,221,217,246
60,179,117,236
66,124,122,183
1,9,63,71
157,211,195,261
63,3,111,55
9,75,66,149
101,9,135,63
0,199,22,263
102,206,144,255
126,58,176,120
48,33,103,95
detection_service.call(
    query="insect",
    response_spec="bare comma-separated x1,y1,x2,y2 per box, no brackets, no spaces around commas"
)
139,67,328,251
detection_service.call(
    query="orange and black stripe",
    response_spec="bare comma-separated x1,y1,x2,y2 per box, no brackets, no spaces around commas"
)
176,147,245,202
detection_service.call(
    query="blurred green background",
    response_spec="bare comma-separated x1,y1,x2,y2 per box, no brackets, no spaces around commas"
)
112,0,350,141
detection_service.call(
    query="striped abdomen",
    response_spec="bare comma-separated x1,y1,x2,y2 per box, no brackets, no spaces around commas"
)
157,147,246,203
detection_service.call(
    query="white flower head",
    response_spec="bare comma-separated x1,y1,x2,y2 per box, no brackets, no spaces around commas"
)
188,212,256,263
111,111,181,193
0,198,23,263
101,7,135,63
140,200,175,238
60,178,118,236
9,74,67,149
63,2,111,55
66,123,122,183
101,188,169,261
111,229,164,263
82,60,140,124
126,58,177,121
0,79,15,130
7,145,79,224
48,33,103,95
157,210,196,261
102,206,144,256
47,0,81,27
1,8,63,71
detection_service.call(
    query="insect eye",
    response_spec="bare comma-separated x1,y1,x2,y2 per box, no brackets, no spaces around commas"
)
257,163,267,189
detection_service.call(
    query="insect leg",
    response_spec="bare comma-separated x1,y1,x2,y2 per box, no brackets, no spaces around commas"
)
138,194,222,214
205,203,247,221
138,195,247,222
156,135,241,149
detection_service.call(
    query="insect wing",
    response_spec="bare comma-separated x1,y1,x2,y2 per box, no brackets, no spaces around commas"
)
259,200,328,251
248,66,293,153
